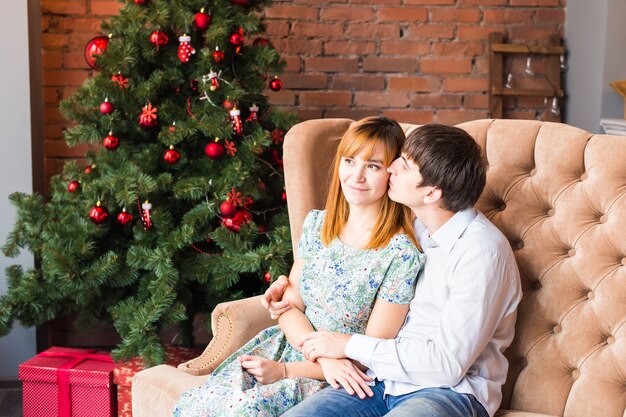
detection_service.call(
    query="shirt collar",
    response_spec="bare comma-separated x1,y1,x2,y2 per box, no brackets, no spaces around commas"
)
424,207,477,253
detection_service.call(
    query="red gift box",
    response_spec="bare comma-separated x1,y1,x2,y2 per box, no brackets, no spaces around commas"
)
113,345,201,417
19,346,117,417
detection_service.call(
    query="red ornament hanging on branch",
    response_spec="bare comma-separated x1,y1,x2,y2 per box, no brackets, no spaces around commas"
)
111,73,129,89
139,200,153,230
67,181,80,193
163,145,181,165
231,0,249,7
222,209,252,232
134,0,147,4
149,30,169,48
269,76,283,92
103,132,120,151
207,70,219,91
194,8,211,31
99,98,114,114
212,46,224,63
246,103,259,122
229,28,244,53
89,201,109,224
138,102,158,128
84,164,95,175
178,34,195,63
205,138,225,160
223,97,235,110
219,201,237,218
84,35,110,69
253,37,268,47
117,208,133,226
264,272,272,283
224,139,237,156
230,107,242,135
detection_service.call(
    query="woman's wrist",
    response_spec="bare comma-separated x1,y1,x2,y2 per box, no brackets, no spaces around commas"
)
282,362,288,379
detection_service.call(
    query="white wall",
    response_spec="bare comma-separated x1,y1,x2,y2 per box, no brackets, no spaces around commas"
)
0,0,37,377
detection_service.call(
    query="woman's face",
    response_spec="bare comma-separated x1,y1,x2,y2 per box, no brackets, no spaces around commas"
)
338,142,390,208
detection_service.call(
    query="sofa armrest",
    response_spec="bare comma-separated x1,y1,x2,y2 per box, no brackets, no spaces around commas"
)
178,295,276,375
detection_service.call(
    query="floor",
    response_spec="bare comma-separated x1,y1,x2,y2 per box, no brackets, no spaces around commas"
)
0,380,22,417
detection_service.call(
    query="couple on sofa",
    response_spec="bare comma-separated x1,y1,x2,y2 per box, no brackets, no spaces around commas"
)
173,117,522,417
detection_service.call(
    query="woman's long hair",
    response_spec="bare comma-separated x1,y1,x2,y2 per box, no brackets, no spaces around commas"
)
321,117,418,250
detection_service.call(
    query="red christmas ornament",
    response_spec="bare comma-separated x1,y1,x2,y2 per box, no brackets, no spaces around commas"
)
223,97,235,110
230,107,242,135
117,208,133,226
89,201,109,224
103,132,120,151
149,31,169,48
231,0,249,6
219,201,237,218
84,164,95,174
205,140,225,159
140,200,153,230
111,73,129,88
138,102,158,128
222,209,252,232
212,46,224,63
227,187,243,206
207,70,219,91
282,191,287,201
164,145,181,165
253,37,269,47
271,129,285,145
224,139,237,156
246,103,259,122
194,8,211,31
264,272,271,283
134,0,147,4
229,31,244,48
269,76,283,92
178,34,195,63
99,98,114,114
67,181,80,193
84,35,109,69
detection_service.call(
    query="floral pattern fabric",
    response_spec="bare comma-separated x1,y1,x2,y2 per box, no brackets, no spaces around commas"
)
173,210,424,417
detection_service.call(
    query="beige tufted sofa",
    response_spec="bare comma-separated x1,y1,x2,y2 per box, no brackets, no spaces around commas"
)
132,119,626,417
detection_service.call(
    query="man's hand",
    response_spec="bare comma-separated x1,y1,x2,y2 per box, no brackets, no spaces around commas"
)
300,331,351,361
317,357,373,399
260,275,291,319
239,355,285,384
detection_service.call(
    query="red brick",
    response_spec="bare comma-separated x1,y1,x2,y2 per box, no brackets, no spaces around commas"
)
464,94,490,109
264,21,290,36
305,58,359,72
347,23,400,39
377,7,428,22
350,0,401,4
90,1,123,15
409,24,455,39
267,90,296,106
403,0,455,4
458,0,507,5
63,52,89,69
43,87,61,105
283,57,301,72
421,59,472,74
475,58,489,74
380,41,430,56
436,109,488,125
432,42,484,57
389,77,439,92
45,141,91,158
411,94,462,108
382,109,434,124
266,5,318,19
508,26,560,42
295,108,324,121
272,39,322,55
355,92,410,108
42,0,87,14
280,74,328,89
291,22,344,38
443,77,489,92
332,75,385,91
363,58,419,72
57,18,101,32
534,9,565,24
42,16,52,32
324,41,377,55
321,6,375,21
44,106,66,124
43,70,89,87
325,108,377,120
484,10,534,24
41,33,71,49
42,52,63,69
517,96,547,107
457,26,504,41
431,8,481,23
300,91,352,106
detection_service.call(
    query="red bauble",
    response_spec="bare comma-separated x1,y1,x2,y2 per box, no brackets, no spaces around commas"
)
222,209,252,232
84,35,109,69
99,99,114,114
219,201,237,218
269,76,283,92
149,31,169,47
229,32,244,47
231,0,249,6
89,202,109,224
117,209,133,226
194,9,211,30
253,37,269,47
212,47,224,63
281,191,287,201
138,102,158,128
205,142,225,159
85,165,93,174
67,181,80,193
223,97,235,110
134,0,147,4
163,146,181,165
264,272,271,283
103,132,120,151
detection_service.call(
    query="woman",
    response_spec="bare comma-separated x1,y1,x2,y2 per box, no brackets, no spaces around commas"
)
173,116,425,416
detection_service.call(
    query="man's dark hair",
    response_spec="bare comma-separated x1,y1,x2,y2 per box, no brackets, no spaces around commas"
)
404,124,486,212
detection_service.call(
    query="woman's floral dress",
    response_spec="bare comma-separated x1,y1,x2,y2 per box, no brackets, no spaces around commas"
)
173,210,424,417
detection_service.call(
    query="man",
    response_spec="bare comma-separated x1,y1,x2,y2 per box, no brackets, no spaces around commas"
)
262,124,522,417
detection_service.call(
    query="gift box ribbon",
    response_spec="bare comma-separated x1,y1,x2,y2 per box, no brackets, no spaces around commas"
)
39,349,114,417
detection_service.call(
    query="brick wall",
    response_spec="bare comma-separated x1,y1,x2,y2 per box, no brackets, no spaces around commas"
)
40,0,565,188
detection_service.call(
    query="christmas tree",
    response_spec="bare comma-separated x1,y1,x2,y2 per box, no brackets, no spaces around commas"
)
0,0,295,365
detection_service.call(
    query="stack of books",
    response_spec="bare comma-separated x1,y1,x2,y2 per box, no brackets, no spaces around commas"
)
600,118,626,135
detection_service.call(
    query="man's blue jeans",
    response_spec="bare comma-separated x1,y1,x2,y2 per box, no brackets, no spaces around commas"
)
282,380,489,417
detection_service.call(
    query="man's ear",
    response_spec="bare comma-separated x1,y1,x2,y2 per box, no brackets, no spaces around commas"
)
423,186,442,204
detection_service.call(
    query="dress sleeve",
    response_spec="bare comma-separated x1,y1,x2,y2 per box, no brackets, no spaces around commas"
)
296,210,323,260
377,238,424,304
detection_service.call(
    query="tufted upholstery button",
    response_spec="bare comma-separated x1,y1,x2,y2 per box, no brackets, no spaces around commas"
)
500,203,507,211
580,172,589,181
517,241,524,250
622,258,626,266
520,358,528,368
607,336,615,345
568,249,576,257
572,369,580,379
547,208,555,217
599,214,607,223
530,168,537,176
533,281,542,290
553,325,562,334
587,291,595,300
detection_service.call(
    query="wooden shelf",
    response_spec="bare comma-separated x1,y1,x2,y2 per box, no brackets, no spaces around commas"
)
491,87,564,97
491,43,565,55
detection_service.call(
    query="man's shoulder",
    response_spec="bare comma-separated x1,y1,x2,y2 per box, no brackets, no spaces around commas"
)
460,211,513,256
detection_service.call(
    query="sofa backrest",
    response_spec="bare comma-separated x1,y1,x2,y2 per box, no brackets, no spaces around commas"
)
283,118,626,417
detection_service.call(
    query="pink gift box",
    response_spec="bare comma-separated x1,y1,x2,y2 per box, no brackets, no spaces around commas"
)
19,346,117,417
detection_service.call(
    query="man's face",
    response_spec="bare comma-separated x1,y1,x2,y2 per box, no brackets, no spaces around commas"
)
386,153,429,210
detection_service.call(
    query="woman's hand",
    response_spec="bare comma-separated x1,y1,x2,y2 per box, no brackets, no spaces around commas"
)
260,275,291,320
239,355,286,384
317,358,373,399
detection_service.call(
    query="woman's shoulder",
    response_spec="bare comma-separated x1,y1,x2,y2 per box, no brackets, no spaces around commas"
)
385,233,422,257
302,209,326,233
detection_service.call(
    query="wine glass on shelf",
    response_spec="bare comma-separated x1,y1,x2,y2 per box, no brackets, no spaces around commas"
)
504,73,514,89
523,55,534,77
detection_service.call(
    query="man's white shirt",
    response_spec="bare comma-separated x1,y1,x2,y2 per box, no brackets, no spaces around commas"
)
345,208,522,417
